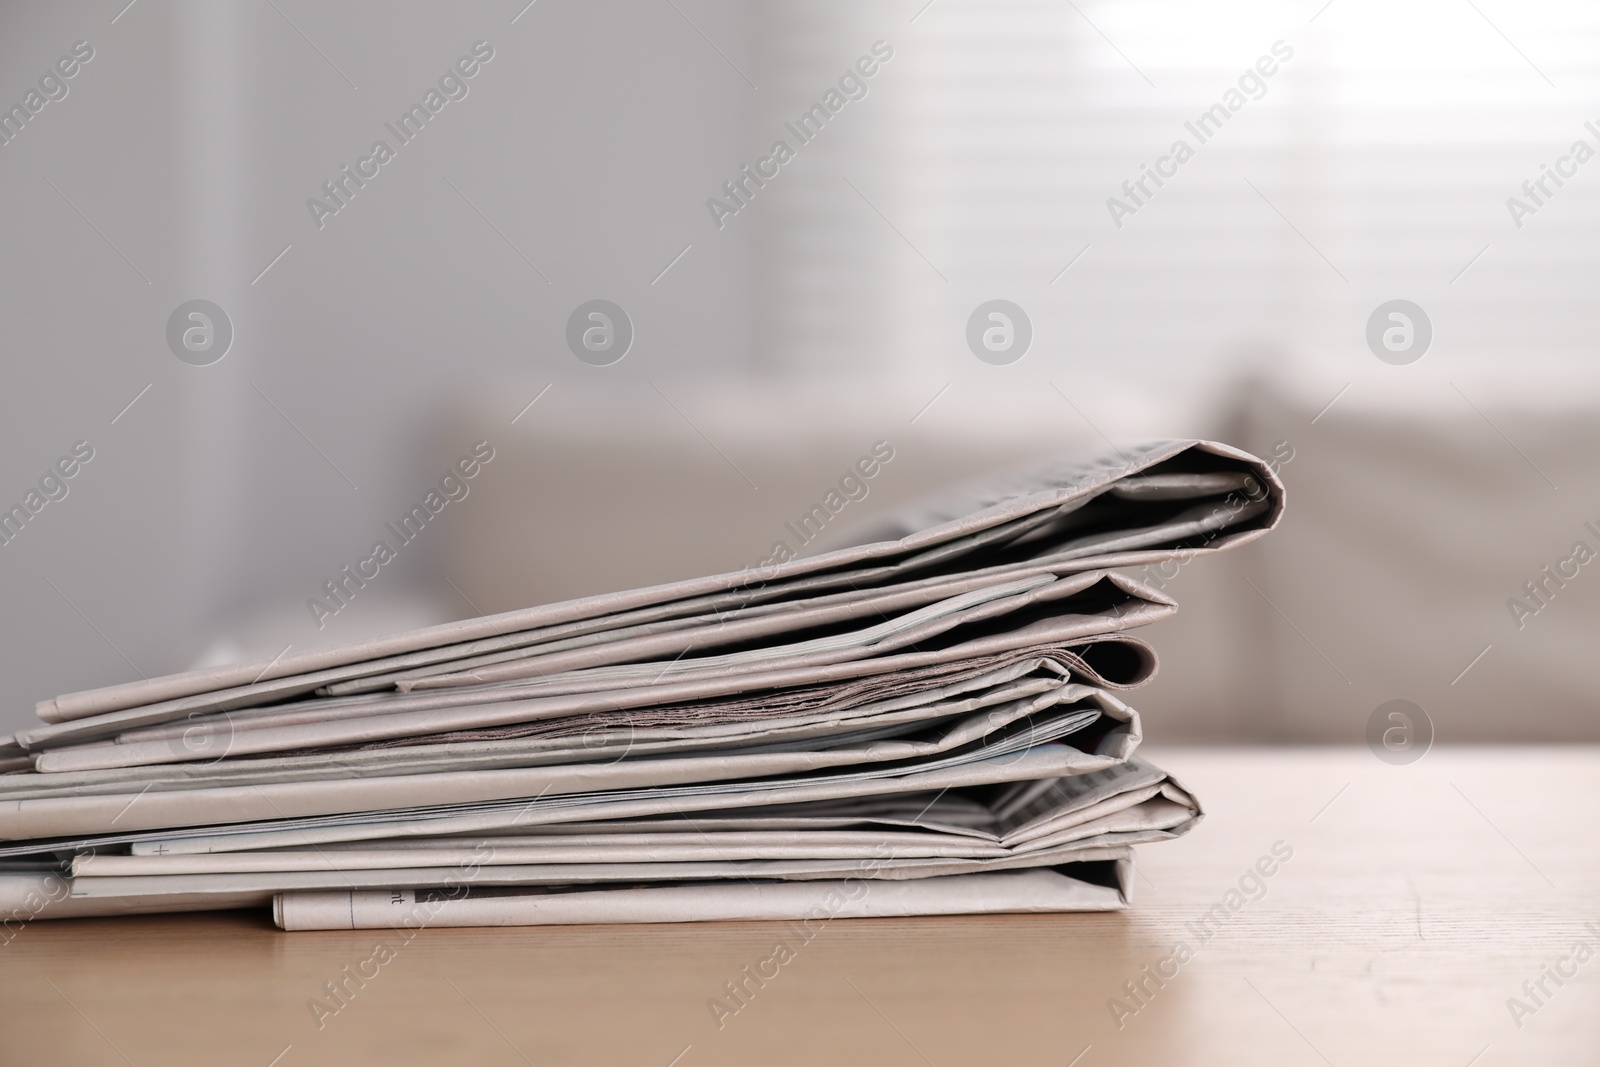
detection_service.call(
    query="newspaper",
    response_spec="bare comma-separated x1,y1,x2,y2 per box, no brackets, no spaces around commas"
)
0,440,1281,927
288,865,1142,928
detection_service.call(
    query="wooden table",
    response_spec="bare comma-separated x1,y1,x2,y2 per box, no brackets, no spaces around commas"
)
4,747,1596,1066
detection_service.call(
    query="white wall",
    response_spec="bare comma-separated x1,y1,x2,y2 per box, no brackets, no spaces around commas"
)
0,0,759,727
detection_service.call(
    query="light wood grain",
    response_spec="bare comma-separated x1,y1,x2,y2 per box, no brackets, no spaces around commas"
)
3,747,1596,1066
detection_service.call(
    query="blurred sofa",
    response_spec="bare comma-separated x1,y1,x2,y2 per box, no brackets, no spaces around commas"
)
1178,377,1600,744
436,376,1600,744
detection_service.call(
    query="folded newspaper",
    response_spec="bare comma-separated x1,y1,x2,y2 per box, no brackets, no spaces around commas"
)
0,440,1281,930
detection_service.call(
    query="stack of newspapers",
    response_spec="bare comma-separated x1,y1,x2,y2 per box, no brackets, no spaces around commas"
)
0,440,1281,930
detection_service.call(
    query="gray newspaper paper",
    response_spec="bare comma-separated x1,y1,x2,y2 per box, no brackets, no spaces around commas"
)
0,439,1281,929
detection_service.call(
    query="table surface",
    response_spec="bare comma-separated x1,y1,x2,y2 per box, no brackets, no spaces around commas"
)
3,746,1596,1066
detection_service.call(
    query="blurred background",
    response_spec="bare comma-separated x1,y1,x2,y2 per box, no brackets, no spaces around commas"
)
2,0,1597,742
